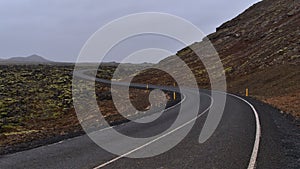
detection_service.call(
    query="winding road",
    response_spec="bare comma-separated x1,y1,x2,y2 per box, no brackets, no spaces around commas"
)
0,70,293,169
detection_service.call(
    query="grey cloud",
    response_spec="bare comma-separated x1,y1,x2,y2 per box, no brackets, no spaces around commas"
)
0,0,261,62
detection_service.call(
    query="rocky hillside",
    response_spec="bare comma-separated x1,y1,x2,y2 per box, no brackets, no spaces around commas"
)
132,0,300,118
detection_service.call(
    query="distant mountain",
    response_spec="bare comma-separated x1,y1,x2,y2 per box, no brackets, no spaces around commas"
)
0,54,53,64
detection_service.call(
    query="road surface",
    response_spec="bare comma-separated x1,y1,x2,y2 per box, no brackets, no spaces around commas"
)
0,70,296,169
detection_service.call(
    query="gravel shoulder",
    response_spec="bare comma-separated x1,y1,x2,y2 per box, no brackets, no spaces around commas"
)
245,97,299,169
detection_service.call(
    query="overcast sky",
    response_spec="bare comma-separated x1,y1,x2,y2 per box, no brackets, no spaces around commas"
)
0,0,261,63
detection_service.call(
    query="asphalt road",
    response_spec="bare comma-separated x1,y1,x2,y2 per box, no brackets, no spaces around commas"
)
0,70,297,169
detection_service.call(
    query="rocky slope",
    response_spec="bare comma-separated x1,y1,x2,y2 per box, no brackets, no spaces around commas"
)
132,0,300,118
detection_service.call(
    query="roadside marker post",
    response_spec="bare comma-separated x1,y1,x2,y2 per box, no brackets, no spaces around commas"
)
246,88,249,96
173,83,176,100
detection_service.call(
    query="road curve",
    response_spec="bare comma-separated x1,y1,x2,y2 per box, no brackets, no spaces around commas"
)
0,70,293,169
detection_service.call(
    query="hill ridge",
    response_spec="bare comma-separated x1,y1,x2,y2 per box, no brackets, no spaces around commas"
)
131,0,300,118
1,54,53,64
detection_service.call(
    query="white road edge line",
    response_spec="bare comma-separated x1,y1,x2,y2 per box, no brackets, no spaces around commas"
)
94,92,261,169
77,70,260,169
93,93,213,169
88,92,187,137
228,94,261,169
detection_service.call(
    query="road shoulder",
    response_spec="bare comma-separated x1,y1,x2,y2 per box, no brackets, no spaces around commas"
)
245,97,300,169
